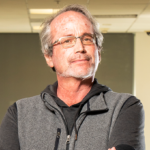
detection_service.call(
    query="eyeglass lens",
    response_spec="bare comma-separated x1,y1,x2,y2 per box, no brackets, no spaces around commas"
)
61,35,95,48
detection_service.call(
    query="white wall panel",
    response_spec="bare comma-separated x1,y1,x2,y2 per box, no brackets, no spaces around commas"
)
134,32,150,150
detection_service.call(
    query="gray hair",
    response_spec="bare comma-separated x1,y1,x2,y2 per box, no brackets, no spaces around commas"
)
39,4,103,56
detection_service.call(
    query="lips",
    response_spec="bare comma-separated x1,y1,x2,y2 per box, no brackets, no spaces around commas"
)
69,54,91,63
71,59,89,63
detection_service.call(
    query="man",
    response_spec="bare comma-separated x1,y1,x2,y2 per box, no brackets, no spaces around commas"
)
0,4,145,150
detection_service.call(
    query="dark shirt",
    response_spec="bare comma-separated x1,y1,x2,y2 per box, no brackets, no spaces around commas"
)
0,80,145,150
43,79,111,134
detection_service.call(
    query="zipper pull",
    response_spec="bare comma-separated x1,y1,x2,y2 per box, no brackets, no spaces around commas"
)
66,135,70,144
75,134,78,141
57,128,61,138
54,128,61,150
57,131,61,138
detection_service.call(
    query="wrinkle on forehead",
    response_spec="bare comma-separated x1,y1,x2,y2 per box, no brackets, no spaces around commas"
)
50,11,93,40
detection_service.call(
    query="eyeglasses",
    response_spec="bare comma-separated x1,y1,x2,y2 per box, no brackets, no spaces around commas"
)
50,34,96,48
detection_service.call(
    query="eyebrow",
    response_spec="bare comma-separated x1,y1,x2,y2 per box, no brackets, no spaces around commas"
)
63,34,74,36
62,32,93,37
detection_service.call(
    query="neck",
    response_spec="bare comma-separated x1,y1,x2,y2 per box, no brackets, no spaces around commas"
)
56,75,94,106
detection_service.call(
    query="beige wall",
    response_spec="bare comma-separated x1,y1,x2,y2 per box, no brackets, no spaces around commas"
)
134,32,150,150
0,34,57,122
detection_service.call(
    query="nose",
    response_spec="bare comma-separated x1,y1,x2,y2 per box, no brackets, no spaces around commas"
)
74,37,86,53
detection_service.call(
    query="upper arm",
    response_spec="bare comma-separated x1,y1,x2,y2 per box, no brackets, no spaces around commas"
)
108,96,145,150
0,103,20,150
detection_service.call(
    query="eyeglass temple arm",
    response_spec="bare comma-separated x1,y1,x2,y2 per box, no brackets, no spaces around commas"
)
49,39,59,49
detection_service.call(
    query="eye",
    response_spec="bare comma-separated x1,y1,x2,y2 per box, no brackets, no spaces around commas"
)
64,39,72,43
61,37,74,44
83,35,94,44
84,37,92,41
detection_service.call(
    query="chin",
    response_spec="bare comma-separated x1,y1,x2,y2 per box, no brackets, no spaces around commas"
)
57,65,96,79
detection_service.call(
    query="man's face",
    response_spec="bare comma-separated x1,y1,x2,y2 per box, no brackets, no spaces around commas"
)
45,11,100,79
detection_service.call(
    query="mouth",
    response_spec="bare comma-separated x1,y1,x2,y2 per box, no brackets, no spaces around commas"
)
69,54,91,65
71,59,89,63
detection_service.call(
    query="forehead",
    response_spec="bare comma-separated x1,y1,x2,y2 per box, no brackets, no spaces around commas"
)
50,11,93,40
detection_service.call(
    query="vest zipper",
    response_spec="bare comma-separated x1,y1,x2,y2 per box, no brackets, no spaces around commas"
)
66,135,70,150
43,100,70,150
54,128,61,150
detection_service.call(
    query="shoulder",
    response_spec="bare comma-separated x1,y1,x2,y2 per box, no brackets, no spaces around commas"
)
119,96,144,119
104,91,144,117
104,91,142,106
16,95,41,105
16,95,44,113
3,103,18,122
105,91,133,101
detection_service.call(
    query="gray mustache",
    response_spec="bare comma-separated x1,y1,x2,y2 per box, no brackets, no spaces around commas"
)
68,54,92,62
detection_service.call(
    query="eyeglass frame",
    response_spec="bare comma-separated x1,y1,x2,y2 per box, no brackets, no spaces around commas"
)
49,33,97,49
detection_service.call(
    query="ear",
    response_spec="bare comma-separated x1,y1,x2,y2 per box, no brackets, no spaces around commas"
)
44,54,54,68
98,50,101,62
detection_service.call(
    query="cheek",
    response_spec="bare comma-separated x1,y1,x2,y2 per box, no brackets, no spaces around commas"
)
52,48,70,69
87,46,98,62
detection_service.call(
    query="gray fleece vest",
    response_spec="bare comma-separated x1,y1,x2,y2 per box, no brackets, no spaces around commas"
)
16,91,132,150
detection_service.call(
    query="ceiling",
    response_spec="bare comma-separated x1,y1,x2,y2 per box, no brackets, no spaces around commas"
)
0,0,150,33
